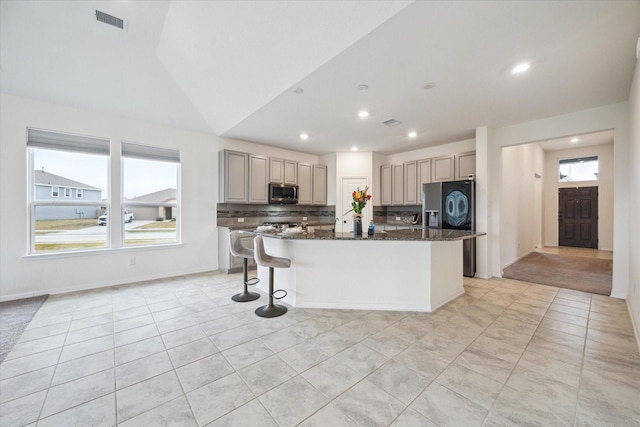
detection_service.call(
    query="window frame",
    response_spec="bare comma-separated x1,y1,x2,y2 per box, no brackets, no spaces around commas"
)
26,128,182,256
64,187,72,198
558,155,599,183
27,127,110,255
51,186,59,197
121,141,181,247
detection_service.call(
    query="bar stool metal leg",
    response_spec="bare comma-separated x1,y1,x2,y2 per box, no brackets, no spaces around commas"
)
232,258,260,302
254,267,287,318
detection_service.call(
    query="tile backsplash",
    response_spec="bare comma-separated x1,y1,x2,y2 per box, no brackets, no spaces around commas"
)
217,204,422,228
217,204,336,227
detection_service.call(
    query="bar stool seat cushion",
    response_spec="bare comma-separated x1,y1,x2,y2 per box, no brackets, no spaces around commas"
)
230,231,254,259
254,236,291,269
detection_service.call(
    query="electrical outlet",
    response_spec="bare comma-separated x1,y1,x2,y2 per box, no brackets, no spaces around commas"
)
128,257,136,266
395,216,401,221
237,218,244,223
303,217,307,221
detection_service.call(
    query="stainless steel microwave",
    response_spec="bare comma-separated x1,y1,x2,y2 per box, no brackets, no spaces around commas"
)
269,183,298,204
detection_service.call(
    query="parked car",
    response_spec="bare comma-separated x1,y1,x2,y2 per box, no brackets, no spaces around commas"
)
98,210,134,226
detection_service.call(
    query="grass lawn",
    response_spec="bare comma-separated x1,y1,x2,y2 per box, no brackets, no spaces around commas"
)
35,219,98,231
35,242,106,251
133,221,176,230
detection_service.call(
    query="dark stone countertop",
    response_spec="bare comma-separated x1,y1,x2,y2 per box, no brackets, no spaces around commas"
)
250,228,485,242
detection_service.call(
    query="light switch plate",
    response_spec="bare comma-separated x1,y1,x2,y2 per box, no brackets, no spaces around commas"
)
395,216,401,221
238,218,244,223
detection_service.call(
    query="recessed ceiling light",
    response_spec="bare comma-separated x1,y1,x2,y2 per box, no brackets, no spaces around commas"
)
570,137,579,143
423,82,436,90
357,84,369,91
293,88,304,94
300,133,309,140
351,146,358,151
358,110,369,119
512,63,530,74
408,131,417,138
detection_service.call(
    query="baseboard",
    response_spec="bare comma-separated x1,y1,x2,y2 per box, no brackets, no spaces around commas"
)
0,267,218,302
627,299,640,353
0,291,50,303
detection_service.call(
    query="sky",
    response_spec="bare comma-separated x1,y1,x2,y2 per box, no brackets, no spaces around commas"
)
34,149,177,199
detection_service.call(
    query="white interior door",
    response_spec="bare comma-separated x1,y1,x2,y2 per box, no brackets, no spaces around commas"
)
339,177,369,233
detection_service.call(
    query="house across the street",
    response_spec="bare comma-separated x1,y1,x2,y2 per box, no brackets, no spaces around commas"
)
34,169,102,220
126,188,176,221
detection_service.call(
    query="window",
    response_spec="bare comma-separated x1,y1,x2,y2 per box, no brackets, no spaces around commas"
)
559,156,599,182
76,189,83,198
122,142,180,246
28,128,109,253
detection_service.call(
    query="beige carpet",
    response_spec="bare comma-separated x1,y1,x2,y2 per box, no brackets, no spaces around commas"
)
502,251,612,295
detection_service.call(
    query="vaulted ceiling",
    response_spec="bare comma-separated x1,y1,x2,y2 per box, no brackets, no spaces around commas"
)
1,1,639,154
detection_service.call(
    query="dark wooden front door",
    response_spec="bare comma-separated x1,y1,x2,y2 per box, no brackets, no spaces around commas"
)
558,186,598,248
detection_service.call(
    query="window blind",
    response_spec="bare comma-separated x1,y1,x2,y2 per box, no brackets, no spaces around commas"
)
121,141,180,163
27,128,110,155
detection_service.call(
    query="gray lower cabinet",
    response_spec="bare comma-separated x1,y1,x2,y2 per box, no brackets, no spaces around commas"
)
312,164,327,205
218,227,256,274
219,150,248,203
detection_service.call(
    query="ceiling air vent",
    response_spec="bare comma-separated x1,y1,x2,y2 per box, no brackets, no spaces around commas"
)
95,10,124,29
382,119,402,127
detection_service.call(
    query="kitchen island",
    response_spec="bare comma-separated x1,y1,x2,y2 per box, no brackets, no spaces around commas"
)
253,228,485,312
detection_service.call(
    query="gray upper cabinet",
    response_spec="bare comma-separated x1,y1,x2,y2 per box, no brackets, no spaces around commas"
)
431,155,455,182
380,165,392,205
403,161,418,205
248,155,268,203
417,158,431,204
297,163,313,205
270,158,298,184
312,164,327,205
392,164,404,205
455,151,476,180
219,150,248,203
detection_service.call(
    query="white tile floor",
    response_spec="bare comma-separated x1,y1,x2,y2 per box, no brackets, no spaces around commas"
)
1,271,639,426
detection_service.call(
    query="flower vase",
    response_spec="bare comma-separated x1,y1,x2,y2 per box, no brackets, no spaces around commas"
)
353,214,363,236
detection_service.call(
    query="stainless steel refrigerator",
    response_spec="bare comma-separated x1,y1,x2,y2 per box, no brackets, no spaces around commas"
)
423,180,476,277
441,180,475,277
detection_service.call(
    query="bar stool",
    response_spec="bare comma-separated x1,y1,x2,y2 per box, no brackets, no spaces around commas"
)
253,235,289,318
229,231,260,302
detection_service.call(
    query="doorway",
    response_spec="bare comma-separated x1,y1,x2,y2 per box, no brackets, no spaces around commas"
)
339,177,369,233
558,186,598,249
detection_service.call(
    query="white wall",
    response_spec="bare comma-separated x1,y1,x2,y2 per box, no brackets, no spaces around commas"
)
486,102,630,299
627,54,640,346
335,151,373,228
500,143,545,269
543,143,614,250
0,94,322,301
